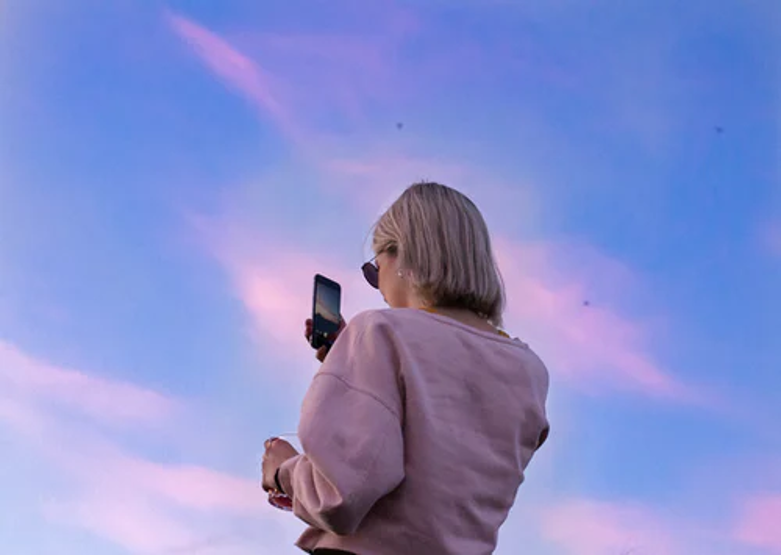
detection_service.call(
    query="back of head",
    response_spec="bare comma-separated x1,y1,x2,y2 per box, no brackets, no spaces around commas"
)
373,181,506,327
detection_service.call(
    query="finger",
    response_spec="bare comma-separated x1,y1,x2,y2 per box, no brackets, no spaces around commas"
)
316,346,328,362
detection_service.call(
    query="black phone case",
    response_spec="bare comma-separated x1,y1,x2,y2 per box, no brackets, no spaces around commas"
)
311,274,341,350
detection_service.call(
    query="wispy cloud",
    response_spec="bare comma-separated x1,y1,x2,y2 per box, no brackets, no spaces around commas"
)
167,9,699,405
164,9,544,219
734,493,781,553
166,11,300,142
0,340,297,553
191,214,382,380
0,339,176,428
495,238,699,402
196,201,696,402
166,10,430,212
165,9,409,151
167,5,419,136
41,434,285,554
540,498,679,554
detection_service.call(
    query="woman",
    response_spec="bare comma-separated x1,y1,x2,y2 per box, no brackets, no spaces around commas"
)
262,182,550,555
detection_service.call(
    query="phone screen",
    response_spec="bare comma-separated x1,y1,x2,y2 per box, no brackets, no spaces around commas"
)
312,274,342,349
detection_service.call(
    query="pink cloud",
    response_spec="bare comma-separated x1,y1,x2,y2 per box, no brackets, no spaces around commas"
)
36,424,290,554
193,215,381,379
127,458,263,514
175,0,420,116
0,395,45,435
45,480,281,555
166,12,301,141
162,9,484,164
0,340,297,553
167,11,383,191
494,238,696,402
46,495,198,555
201,213,696,402
166,11,696,404
45,445,298,554
164,10,544,224
166,8,414,147
165,10,402,165
540,498,679,554
0,339,176,427
163,4,584,166
49,437,265,515
734,494,781,552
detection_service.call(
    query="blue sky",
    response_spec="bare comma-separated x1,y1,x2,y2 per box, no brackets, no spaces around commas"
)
1,0,779,553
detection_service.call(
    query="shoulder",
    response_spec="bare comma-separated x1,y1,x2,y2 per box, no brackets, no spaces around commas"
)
344,308,430,340
317,310,406,414
331,309,421,360
346,308,391,327
344,308,411,335
328,309,400,357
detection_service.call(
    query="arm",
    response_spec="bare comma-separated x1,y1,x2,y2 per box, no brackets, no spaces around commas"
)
277,311,405,536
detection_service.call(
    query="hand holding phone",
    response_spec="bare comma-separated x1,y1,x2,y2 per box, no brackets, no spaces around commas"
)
305,317,346,362
306,274,344,362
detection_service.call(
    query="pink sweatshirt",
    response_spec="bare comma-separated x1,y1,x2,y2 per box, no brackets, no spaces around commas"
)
277,308,550,555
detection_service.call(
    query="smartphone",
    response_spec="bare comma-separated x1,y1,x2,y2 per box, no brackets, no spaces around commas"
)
311,274,342,350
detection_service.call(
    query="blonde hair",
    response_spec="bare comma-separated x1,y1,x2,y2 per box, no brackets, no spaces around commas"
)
372,181,506,327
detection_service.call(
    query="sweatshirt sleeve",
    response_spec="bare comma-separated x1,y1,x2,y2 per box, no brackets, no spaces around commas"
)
276,310,405,536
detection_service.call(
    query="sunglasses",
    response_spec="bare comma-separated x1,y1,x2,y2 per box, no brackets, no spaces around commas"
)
361,246,396,289
361,256,380,289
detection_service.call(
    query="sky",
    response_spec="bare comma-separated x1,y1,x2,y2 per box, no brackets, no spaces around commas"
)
0,0,779,553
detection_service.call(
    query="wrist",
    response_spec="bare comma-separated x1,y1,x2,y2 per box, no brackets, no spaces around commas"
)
276,456,298,498
274,467,285,493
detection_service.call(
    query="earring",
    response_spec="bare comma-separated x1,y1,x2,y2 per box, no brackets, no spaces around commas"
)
397,270,404,278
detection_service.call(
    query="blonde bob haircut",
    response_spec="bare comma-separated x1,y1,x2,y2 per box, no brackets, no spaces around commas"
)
372,181,506,327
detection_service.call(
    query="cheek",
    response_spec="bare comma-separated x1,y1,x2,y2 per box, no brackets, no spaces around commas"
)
378,267,390,291
378,267,397,294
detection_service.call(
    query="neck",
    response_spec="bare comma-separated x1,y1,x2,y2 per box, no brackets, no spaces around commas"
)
422,305,481,322
421,305,504,336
